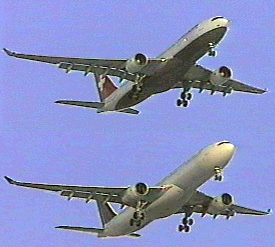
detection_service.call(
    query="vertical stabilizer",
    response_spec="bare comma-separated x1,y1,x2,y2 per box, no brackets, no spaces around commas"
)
95,73,118,102
96,199,117,227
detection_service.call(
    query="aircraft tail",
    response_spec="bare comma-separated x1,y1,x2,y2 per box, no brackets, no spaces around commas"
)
96,199,117,227
95,73,118,102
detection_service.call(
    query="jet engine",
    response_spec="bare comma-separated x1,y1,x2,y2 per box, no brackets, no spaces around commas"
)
210,66,232,85
125,53,148,73
207,193,234,215
122,182,149,205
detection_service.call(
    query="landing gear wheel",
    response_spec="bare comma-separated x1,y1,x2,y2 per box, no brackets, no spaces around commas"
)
214,174,223,181
184,225,190,233
182,100,189,108
186,93,192,101
180,92,186,100
178,224,184,232
133,211,139,219
208,50,217,57
130,219,134,226
136,220,141,227
188,218,194,226
176,99,182,107
182,217,188,225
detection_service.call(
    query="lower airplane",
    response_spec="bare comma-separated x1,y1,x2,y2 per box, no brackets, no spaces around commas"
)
3,17,266,115
5,141,270,238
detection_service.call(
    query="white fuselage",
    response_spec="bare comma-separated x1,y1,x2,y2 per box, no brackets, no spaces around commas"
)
102,17,230,112
100,141,235,237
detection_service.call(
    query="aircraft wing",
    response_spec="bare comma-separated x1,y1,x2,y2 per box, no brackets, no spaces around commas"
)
4,176,164,206
3,48,164,81
177,190,270,217
173,64,267,94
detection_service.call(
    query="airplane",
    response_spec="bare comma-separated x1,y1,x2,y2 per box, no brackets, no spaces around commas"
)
3,16,266,115
4,141,271,238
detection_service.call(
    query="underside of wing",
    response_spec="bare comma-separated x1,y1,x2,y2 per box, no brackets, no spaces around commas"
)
173,64,267,95
4,176,164,206
177,190,270,217
3,48,165,81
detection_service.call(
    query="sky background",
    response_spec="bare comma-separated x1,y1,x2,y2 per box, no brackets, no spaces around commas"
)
1,1,274,247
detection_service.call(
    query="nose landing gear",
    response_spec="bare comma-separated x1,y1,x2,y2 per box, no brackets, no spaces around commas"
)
208,42,217,57
214,166,223,181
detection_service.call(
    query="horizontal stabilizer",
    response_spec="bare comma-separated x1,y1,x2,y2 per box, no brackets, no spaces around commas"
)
119,108,140,115
56,226,103,235
55,100,104,109
56,226,141,238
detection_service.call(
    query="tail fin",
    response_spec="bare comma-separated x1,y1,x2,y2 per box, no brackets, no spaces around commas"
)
95,74,118,102
96,199,117,227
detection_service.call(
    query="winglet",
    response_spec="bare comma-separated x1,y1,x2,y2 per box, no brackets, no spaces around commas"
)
4,176,16,184
3,48,14,56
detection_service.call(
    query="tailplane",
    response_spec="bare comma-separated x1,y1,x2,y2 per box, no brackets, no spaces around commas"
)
55,100,104,110
56,225,141,238
95,73,118,102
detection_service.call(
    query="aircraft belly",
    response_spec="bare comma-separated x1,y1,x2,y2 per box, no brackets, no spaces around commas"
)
146,185,186,219
174,27,227,62
141,27,227,95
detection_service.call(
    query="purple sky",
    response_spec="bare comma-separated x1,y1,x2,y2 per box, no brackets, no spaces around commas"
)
1,1,274,246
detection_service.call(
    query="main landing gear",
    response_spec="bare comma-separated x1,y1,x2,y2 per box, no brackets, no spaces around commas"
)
178,213,194,233
176,91,193,108
129,200,147,227
208,42,217,57
214,166,223,181
129,74,146,100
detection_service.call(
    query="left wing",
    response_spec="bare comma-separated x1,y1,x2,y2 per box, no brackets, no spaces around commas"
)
3,48,164,81
4,176,163,206
178,190,270,217
173,64,267,94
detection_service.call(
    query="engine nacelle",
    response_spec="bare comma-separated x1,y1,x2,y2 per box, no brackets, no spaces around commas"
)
210,66,232,86
125,53,148,73
207,193,234,215
122,182,149,205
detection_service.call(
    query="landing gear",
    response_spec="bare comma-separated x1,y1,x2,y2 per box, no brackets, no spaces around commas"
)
178,213,194,233
177,91,193,108
214,166,223,181
130,212,144,227
178,224,190,233
208,43,217,57
129,74,146,100
129,201,147,227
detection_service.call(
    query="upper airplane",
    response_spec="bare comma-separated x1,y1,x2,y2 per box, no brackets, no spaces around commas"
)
5,141,270,238
4,16,266,115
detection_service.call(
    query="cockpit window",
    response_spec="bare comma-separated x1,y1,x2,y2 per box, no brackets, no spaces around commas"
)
211,16,223,21
217,141,230,146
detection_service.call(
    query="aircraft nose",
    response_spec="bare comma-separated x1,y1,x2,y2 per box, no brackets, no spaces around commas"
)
216,141,236,159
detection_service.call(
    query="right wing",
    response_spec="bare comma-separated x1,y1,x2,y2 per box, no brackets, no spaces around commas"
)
4,176,163,206
173,64,267,95
178,190,270,217
3,48,165,81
